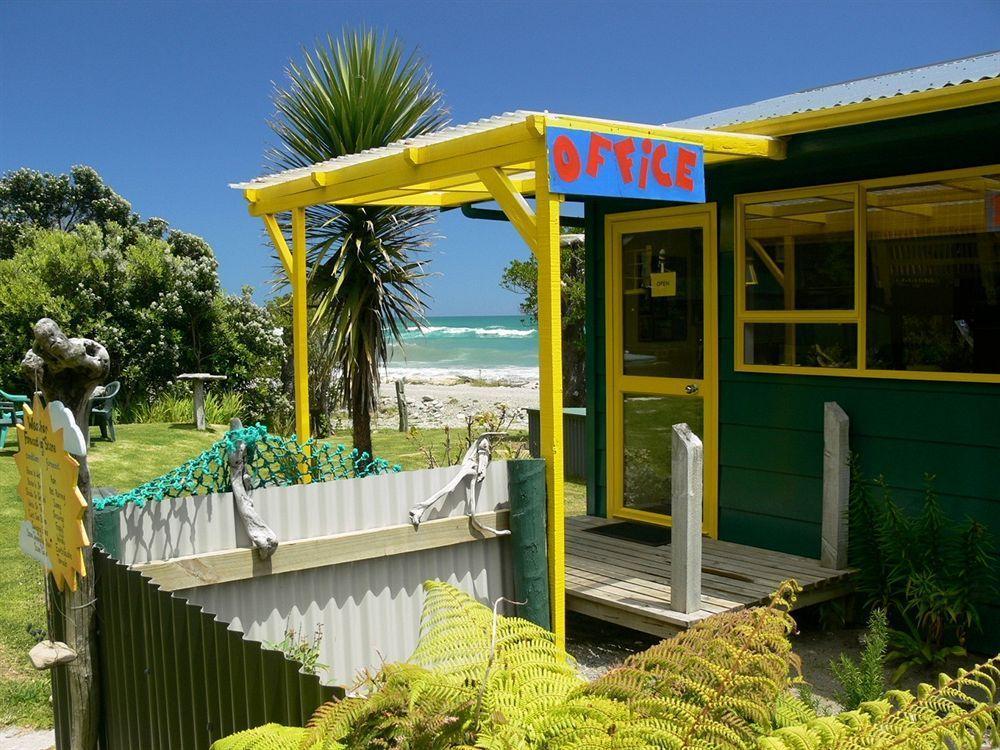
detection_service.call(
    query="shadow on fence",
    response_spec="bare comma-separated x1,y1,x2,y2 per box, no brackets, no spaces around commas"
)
49,551,340,750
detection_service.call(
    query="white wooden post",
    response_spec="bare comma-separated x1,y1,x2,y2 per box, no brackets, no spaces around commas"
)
670,423,703,614
192,380,206,430
822,401,850,569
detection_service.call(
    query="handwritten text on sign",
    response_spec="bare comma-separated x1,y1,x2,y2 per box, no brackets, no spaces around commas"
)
15,395,90,592
547,127,705,202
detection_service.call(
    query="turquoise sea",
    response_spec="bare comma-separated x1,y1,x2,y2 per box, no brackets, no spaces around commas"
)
387,314,539,381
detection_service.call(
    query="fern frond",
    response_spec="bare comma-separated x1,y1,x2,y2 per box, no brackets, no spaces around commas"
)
758,656,1000,750
209,723,305,750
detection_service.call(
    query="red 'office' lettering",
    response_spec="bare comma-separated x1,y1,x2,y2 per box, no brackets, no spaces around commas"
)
586,133,613,177
613,138,636,184
676,147,698,191
552,134,581,182
651,143,671,187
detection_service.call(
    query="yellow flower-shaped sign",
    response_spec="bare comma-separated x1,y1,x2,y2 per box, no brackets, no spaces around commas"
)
15,394,90,592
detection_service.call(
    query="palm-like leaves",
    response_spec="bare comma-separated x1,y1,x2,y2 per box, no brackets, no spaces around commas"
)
267,28,448,452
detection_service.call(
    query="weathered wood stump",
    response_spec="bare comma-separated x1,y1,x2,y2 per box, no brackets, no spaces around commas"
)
22,317,109,750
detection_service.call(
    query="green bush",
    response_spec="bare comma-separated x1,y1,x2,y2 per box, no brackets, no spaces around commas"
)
831,608,889,709
211,581,1000,750
126,383,245,426
850,465,998,679
0,166,287,426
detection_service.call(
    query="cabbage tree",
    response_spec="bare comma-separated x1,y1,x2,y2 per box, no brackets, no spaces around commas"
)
268,29,448,454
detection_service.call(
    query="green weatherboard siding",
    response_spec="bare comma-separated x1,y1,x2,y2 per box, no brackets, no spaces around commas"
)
584,102,1000,652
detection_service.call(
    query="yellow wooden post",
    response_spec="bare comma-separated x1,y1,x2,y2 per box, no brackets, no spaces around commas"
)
534,156,566,647
290,208,312,480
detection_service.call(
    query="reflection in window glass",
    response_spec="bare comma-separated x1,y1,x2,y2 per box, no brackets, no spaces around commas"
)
622,394,704,516
867,176,1000,375
621,228,704,379
743,193,855,311
744,323,857,368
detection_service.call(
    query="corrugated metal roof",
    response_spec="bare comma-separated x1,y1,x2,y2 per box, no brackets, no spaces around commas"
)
670,51,1000,130
231,110,539,191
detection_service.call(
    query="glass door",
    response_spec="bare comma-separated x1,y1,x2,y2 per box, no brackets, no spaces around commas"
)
605,204,718,533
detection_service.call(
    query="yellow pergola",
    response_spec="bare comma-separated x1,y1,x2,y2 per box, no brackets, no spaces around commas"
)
233,110,786,646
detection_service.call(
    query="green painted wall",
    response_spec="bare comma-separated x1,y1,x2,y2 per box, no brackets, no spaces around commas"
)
584,103,1000,651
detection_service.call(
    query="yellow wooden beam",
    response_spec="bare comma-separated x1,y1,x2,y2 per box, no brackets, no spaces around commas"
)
533,155,566,648
476,167,538,253
290,207,311,467
262,213,293,278
542,113,786,160
249,140,540,216
747,238,785,288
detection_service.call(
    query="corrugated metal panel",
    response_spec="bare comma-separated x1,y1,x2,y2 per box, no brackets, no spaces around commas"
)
114,463,516,689
230,110,538,191
527,408,587,480
671,51,1000,130
49,552,337,750
183,537,512,688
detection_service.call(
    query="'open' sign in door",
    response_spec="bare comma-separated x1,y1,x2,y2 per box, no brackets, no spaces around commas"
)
547,126,705,203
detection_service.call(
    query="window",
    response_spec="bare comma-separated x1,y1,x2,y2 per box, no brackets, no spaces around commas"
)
737,186,860,371
735,166,1000,382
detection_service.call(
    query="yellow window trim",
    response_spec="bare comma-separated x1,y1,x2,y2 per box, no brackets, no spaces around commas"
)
733,163,1000,385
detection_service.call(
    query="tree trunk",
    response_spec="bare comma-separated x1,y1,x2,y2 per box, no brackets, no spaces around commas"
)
351,386,373,458
22,318,109,750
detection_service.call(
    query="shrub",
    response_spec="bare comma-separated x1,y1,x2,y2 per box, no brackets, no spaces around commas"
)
265,625,327,677
849,464,998,679
126,383,245,426
831,607,888,709
212,581,1000,750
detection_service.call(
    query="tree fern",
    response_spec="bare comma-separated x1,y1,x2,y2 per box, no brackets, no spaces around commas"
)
211,581,999,750
209,723,305,750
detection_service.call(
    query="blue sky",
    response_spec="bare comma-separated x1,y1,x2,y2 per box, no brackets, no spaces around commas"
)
2,1,997,316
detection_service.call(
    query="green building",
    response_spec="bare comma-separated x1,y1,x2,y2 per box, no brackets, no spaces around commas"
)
581,52,1000,649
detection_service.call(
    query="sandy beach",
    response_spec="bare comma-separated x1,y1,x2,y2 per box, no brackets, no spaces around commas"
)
377,375,540,429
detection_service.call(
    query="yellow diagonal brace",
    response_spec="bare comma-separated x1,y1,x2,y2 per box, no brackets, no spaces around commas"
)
476,167,538,255
747,238,786,289
262,213,293,278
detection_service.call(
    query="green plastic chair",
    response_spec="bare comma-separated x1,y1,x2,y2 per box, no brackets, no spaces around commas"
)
0,388,29,449
89,380,120,442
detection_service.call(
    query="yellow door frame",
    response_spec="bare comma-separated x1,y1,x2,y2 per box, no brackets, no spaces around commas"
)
604,203,719,537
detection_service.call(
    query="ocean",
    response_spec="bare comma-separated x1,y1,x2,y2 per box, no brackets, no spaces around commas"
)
387,314,539,382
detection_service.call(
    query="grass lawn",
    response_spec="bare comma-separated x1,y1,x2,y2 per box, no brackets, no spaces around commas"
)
0,421,587,727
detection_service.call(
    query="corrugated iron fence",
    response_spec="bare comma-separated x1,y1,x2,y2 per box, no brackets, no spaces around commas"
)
101,461,528,687
49,551,338,750
527,407,587,479
49,460,546,748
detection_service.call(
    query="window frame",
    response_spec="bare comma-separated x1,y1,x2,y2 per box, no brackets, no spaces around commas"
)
734,164,1000,384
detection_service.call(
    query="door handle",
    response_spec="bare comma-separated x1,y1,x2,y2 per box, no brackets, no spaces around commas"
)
684,384,699,394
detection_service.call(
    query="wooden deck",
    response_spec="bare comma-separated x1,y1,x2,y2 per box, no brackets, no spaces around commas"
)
566,515,854,637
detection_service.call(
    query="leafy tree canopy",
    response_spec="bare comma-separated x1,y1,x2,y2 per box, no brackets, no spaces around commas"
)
0,166,285,425
500,233,587,405
0,165,171,259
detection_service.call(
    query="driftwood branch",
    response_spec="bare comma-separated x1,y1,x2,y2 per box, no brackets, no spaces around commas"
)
21,317,109,750
409,433,511,537
228,418,278,559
